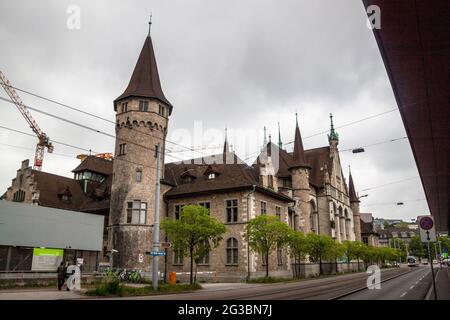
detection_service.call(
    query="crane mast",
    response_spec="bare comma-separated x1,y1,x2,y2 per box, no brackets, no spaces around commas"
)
0,70,54,170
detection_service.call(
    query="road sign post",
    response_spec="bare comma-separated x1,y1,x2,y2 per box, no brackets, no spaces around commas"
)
152,143,161,290
419,216,437,300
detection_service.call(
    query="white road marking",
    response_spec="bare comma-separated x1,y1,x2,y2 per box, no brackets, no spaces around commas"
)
410,285,414,289
400,292,407,297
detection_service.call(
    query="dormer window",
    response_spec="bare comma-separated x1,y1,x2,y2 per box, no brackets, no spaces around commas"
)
181,176,192,184
268,175,274,189
58,187,72,203
180,168,196,184
139,100,149,112
204,166,220,180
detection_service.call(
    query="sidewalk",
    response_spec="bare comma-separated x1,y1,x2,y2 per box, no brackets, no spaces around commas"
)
0,288,84,300
426,265,450,300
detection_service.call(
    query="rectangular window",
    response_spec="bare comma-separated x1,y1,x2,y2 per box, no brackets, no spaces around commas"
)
119,143,126,156
226,238,238,265
261,201,267,215
174,205,184,220
262,252,268,266
158,104,165,116
199,202,211,214
277,247,283,266
198,253,209,265
139,100,149,112
126,200,147,224
226,199,238,223
121,102,128,113
136,168,142,183
276,206,281,221
173,249,183,265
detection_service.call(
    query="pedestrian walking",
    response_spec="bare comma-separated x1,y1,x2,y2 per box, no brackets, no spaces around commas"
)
57,262,67,290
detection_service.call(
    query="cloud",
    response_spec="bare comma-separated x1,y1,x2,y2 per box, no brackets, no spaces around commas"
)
0,0,428,220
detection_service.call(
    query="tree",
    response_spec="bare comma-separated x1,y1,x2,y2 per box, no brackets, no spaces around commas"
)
286,230,308,278
352,241,367,270
305,233,335,275
409,236,425,260
161,205,226,284
342,241,358,271
246,215,291,277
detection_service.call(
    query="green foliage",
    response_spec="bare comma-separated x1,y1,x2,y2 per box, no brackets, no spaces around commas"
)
161,205,226,284
305,233,335,263
286,229,308,262
86,272,124,296
247,277,292,283
409,236,425,258
86,283,202,297
245,215,291,277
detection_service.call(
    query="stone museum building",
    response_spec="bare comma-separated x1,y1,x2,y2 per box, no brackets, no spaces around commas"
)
2,29,363,280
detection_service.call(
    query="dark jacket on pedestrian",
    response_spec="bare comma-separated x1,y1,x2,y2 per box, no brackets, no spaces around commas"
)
57,264,66,280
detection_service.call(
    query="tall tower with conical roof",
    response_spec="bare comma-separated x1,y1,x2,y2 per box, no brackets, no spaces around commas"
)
348,167,361,241
108,25,172,270
289,114,311,232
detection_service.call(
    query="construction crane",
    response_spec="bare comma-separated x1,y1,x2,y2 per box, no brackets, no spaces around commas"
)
0,70,54,170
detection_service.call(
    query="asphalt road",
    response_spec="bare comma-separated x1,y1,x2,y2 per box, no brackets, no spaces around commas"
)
340,265,433,300
114,267,413,300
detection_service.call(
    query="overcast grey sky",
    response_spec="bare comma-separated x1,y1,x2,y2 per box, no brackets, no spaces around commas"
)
0,0,428,221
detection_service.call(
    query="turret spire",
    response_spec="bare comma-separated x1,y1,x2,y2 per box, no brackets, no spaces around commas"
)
348,166,359,203
290,113,310,169
263,126,267,146
278,122,283,149
223,127,229,154
328,113,339,143
115,22,173,112
148,13,152,37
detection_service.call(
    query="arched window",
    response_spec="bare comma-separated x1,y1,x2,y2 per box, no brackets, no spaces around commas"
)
226,238,238,265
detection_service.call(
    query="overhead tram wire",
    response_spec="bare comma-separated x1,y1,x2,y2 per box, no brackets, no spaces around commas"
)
0,83,214,158
363,198,426,206
0,125,172,172
0,96,185,162
242,135,407,162
0,124,96,153
0,127,427,201
1,83,406,161
359,176,420,192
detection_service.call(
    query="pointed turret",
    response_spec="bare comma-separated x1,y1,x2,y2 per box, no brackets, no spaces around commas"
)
114,35,173,112
278,122,283,149
223,128,229,154
328,113,339,144
290,113,310,169
348,167,359,203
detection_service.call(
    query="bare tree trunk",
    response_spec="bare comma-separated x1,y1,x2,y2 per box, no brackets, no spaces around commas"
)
265,249,269,278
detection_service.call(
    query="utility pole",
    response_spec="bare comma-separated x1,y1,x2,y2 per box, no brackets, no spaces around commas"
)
152,143,161,290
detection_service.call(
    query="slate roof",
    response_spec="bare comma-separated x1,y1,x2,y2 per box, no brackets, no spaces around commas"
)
72,156,113,176
164,160,293,202
114,36,173,112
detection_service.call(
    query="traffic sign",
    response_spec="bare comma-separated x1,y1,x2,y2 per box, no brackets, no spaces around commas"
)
419,216,434,230
418,216,436,243
146,251,166,257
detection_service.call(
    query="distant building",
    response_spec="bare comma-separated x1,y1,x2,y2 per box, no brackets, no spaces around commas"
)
360,213,379,246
